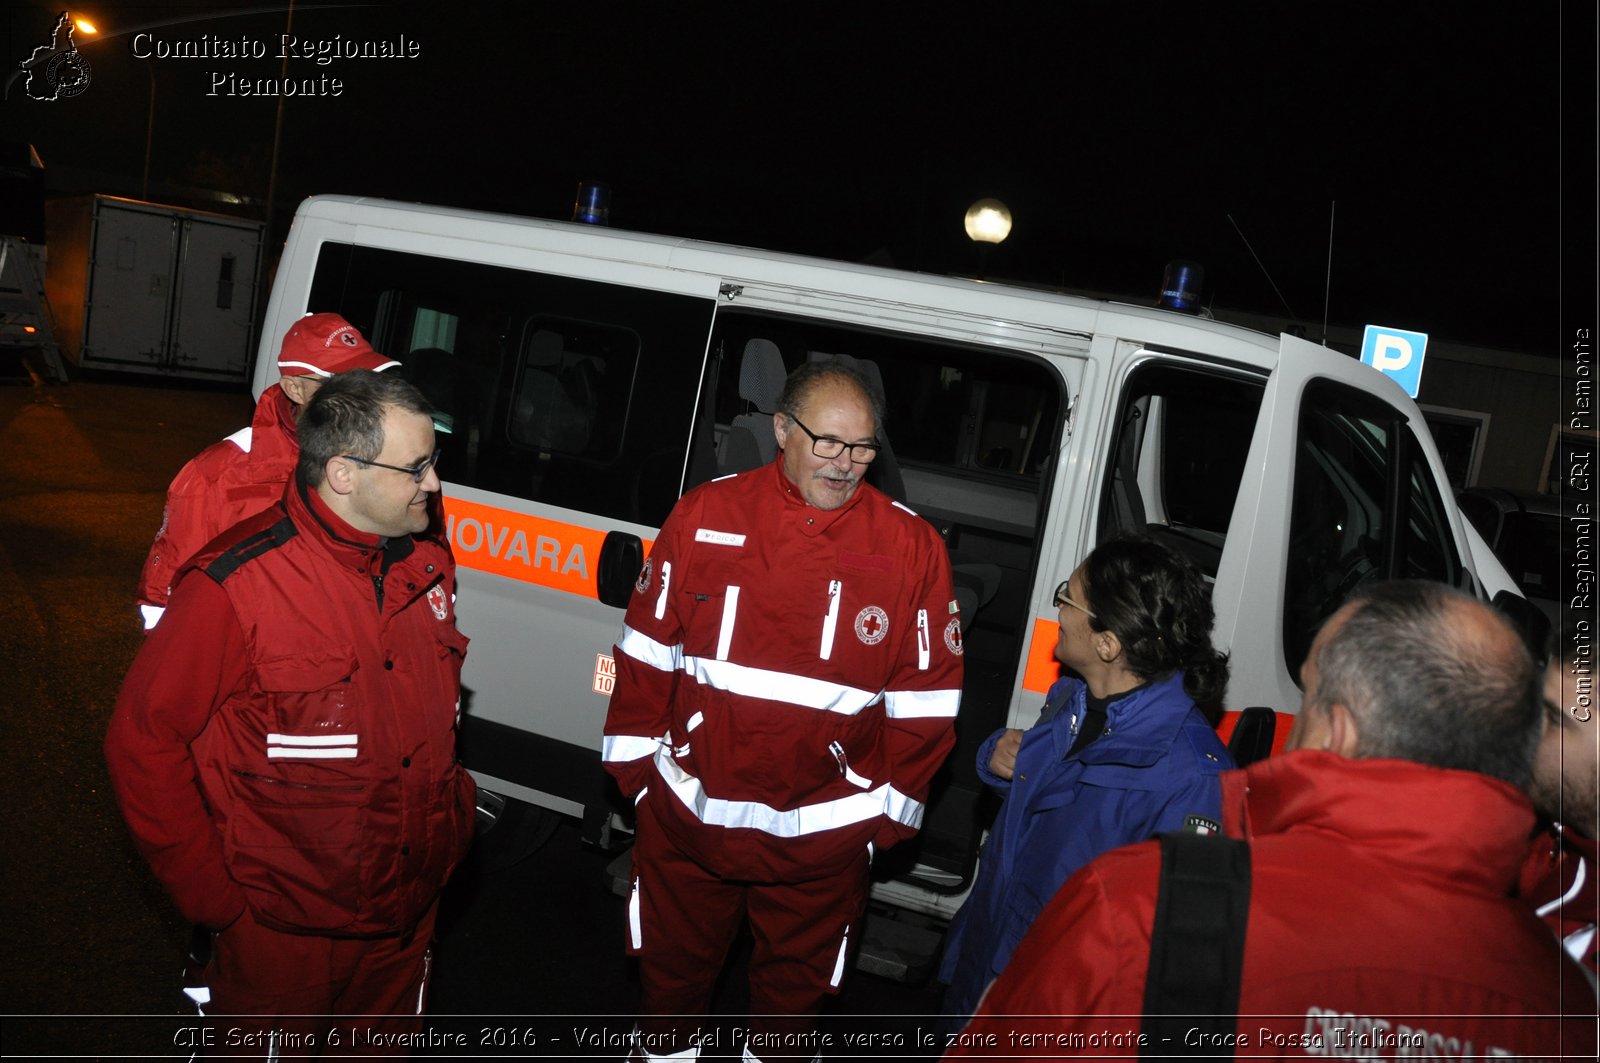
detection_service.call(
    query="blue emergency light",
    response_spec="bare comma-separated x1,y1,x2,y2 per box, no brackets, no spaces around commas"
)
1158,260,1205,313
572,181,611,226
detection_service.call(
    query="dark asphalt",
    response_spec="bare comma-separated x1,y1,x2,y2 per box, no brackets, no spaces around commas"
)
0,373,946,1062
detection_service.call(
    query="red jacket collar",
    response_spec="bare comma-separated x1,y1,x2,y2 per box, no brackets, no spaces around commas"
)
285,476,386,567
769,456,873,536
1223,750,1536,891
249,384,300,462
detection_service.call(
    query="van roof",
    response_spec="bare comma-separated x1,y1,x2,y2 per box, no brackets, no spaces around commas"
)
296,195,1286,362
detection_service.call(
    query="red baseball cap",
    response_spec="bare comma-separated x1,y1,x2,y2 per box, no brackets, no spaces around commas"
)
276,313,400,377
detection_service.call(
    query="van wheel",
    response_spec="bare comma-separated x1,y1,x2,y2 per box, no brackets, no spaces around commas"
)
472,794,562,873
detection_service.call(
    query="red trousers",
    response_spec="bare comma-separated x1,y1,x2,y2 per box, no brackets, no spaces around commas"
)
628,798,870,1062
193,904,436,1059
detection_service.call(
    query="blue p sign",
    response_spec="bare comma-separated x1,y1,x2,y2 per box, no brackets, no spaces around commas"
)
1359,325,1429,398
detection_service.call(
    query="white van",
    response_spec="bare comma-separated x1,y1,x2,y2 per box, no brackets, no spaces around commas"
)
256,195,1528,960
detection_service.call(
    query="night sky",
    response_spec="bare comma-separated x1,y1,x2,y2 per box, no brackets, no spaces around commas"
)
5,2,1594,353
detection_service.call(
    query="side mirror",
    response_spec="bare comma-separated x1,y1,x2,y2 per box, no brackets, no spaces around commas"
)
596,531,644,608
1492,590,1550,662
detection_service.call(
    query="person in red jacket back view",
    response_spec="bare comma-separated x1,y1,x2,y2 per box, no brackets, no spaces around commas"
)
136,312,399,630
603,360,962,1062
945,581,1596,1060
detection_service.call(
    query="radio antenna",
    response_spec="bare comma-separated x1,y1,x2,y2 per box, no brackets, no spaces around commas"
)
1227,213,1297,319
1322,201,1336,345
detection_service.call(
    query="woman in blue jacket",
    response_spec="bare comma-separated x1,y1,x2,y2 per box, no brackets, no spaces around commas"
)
938,533,1234,1023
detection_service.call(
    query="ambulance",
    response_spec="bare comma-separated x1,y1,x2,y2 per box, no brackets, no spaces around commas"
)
255,195,1529,962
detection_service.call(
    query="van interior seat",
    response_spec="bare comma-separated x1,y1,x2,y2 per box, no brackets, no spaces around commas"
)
1222,705,1278,767
810,351,908,504
513,328,593,454
721,338,788,475
951,562,1002,633
403,346,462,434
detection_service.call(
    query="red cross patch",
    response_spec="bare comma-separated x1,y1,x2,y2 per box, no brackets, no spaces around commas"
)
854,606,889,646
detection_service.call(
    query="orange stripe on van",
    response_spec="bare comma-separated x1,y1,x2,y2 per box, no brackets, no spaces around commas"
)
1021,617,1062,694
442,496,651,599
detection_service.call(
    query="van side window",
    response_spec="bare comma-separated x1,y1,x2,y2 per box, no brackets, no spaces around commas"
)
1284,379,1461,671
306,242,714,526
1096,360,1266,578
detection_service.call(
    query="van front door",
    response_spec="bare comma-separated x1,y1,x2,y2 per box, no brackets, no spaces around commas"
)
1214,332,1479,716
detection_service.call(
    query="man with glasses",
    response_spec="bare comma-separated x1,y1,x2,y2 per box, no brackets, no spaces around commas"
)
605,360,963,1061
136,312,399,630
106,371,473,1055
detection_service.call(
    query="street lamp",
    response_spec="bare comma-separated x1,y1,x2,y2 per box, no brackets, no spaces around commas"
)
141,63,155,199
964,197,1012,278
964,198,1012,245
61,15,154,201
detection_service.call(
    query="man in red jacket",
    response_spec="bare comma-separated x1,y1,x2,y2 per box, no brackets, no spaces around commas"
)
1522,621,1599,977
604,360,962,1061
137,312,399,629
945,581,1595,1059
106,370,473,1057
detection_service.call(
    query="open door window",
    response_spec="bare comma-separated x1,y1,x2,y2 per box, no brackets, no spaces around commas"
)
1213,333,1477,711
1095,356,1266,580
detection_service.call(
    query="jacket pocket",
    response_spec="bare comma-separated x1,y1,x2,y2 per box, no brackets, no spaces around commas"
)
225,769,365,932
432,620,470,664
256,650,362,761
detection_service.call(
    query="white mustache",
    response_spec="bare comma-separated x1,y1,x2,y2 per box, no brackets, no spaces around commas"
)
813,470,859,485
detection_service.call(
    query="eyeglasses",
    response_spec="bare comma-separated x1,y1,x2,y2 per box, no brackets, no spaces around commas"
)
339,448,442,483
1053,580,1097,619
788,415,880,464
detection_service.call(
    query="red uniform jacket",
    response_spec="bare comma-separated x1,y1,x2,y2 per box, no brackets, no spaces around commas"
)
603,460,962,882
138,384,300,627
1521,822,1600,978
948,752,1597,1059
106,479,475,936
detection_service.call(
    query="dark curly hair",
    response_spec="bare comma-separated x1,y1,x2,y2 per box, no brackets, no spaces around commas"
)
1079,533,1230,716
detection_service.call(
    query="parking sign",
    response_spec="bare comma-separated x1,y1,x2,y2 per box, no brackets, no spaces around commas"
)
1360,324,1429,398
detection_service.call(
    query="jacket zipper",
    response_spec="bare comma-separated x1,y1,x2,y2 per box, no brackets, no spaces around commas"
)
230,768,363,793
820,579,842,660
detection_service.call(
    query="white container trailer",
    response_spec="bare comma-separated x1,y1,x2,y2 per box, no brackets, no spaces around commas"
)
45,194,263,382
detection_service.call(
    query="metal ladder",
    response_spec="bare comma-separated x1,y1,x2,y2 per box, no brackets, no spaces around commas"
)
0,236,70,383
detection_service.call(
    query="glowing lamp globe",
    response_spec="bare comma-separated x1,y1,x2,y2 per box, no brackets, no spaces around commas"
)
964,199,1013,245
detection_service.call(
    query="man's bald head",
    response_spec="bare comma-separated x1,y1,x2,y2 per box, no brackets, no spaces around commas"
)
1296,581,1542,789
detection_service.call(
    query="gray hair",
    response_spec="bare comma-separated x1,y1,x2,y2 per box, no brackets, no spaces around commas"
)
1311,580,1542,789
297,369,433,488
776,360,885,435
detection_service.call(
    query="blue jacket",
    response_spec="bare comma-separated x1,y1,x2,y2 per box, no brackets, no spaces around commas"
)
937,671,1233,1020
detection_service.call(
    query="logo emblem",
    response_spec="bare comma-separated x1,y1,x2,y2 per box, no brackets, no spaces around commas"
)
14,13,92,102
427,585,449,620
943,618,964,656
336,327,361,347
635,557,653,595
1183,815,1221,836
854,606,889,645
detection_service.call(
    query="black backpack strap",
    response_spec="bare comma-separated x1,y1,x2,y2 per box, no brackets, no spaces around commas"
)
1139,830,1252,1057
